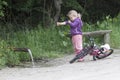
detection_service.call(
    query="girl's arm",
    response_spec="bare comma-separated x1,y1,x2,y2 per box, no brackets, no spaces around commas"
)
57,22,66,26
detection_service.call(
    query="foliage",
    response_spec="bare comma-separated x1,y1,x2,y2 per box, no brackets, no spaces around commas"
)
83,0,120,23
0,0,119,27
83,13,120,48
0,0,7,17
62,0,83,11
0,39,20,68
4,25,72,60
0,40,7,68
106,14,120,48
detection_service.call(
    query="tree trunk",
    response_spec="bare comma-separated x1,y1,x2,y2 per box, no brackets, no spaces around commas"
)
54,0,62,23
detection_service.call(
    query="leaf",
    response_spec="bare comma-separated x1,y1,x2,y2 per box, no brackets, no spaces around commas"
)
62,41,68,47
2,1,8,6
58,31,65,37
0,11,4,17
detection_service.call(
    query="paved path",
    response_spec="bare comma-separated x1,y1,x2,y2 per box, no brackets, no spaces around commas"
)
0,49,120,80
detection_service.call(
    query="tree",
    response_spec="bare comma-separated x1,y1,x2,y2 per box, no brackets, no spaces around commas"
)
0,0,120,28
54,0,62,23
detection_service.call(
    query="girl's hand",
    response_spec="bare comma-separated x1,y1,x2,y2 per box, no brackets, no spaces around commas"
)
68,20,71,23
57,22,61,26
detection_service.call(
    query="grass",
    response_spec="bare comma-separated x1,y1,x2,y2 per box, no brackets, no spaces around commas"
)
5,26,73,60
0,25,73,66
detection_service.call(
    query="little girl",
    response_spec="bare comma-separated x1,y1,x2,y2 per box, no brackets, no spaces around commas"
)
57,10,84,62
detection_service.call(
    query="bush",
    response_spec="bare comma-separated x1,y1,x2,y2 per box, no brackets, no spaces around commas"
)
0,39,20,68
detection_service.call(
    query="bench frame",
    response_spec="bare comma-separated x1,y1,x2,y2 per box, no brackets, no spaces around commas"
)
83,30,112,44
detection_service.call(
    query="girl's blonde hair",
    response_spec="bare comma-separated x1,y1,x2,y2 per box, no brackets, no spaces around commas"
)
67,10,82,19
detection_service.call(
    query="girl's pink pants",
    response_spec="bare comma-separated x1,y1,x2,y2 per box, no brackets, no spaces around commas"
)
72,34,83,54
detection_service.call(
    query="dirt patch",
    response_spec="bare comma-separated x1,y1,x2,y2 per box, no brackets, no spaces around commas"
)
18,49,119,68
